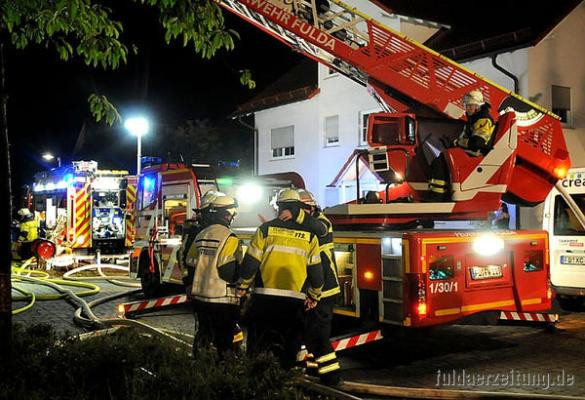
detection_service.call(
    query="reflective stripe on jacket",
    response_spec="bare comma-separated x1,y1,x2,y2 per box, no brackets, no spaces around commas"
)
239,211,323,301
190,224,242,305
455,103,495,155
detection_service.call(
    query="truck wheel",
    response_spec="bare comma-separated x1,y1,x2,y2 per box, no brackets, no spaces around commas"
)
139,250,161,298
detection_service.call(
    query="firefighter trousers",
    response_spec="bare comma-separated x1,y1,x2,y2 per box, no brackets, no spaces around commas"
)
428,154,450,201
304,296,341,382
245,294,305,369
192,300,239,355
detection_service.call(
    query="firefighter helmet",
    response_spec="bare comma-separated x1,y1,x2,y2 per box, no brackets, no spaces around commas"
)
200,190,224,209
17,208,32,219
209,195,238,217
463,90,484,106
276,188,301,203
298,189,317,207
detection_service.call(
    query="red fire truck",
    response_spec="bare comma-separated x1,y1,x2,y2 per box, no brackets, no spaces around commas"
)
216,0,571,327
30,160,135,253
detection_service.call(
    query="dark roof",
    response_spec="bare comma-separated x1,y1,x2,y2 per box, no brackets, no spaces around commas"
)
380,0,582,60
235,59,318,115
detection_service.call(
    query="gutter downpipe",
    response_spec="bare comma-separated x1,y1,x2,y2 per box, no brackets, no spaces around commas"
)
491,54,519,94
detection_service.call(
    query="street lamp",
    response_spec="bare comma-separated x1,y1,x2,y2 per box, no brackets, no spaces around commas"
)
124,116,150,177
42,152,61,167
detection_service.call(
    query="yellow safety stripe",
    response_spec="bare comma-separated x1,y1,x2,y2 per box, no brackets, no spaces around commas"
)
322,286,341,298
429,178,447,186
316,352,337,364
320,243,335,251
430,186,447,194
307,287,322,301
295,209,306,225
318,363,341,374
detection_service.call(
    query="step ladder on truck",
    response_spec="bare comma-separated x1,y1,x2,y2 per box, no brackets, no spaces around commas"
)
216,0,584,330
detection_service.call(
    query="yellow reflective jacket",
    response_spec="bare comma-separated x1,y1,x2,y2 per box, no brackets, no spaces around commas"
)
19,220,38,241
455,104,495,155
239,210,323,301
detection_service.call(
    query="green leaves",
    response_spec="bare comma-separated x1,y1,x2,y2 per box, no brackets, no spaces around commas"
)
240,69,256,89
143,0,237,59
88,94,121,126
1,0,128,70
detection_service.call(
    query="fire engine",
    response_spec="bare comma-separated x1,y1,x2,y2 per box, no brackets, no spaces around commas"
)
128,161,305,296
128,163,219,296
30,160,135,253
214,0,581,327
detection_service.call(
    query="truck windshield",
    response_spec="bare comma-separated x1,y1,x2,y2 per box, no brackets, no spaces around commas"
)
554,194,585,236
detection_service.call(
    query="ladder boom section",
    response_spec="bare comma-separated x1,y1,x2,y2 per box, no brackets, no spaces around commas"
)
221,0,570,203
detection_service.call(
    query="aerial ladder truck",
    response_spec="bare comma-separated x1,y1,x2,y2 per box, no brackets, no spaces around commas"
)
222,0,578,328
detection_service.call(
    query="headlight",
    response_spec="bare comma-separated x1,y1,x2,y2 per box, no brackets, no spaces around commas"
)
473,234,504,256
236,182,263,205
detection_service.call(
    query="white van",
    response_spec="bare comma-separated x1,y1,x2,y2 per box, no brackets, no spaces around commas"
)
542,167,585,308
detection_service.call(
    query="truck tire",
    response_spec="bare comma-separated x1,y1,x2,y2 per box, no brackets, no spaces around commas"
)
139,250,161,298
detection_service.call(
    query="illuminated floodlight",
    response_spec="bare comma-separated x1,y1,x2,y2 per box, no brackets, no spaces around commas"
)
42,153,55,161
236,182,263,204
473,233,504,256
124,116,150,137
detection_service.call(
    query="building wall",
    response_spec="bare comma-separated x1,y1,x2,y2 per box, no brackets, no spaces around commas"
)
256,1,402,206
528,2,585,167
255,98,319,193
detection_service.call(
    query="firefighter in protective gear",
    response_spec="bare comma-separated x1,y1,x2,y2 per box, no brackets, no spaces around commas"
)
17,208,38,241
177,190,222,270
427,89,496,201
238,188,324,368
295,190,342,385
179,193,244,355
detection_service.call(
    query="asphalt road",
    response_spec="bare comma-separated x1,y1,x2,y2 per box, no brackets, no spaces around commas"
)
12,279,585,398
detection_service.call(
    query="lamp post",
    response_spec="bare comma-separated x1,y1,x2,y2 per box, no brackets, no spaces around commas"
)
124,116,150,177
42,152,61,167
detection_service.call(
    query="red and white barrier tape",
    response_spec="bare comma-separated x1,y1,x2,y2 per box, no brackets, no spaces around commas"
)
499,311,558,323
331,329,383,352
118,294,188,316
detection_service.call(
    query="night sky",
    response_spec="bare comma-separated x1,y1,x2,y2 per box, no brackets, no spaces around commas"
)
5,1,305,193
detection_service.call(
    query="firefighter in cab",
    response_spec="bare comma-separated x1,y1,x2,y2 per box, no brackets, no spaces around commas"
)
238,188,323,369
428,89,496,201
180,192,244,355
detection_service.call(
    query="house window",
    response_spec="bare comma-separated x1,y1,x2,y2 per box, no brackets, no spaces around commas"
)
325,115,339,146
552,85,571,125
359,109,380,146
271,125,295,159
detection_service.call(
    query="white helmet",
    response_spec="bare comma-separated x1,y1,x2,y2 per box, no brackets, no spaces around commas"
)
17,208,32,218
463,90,484,106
